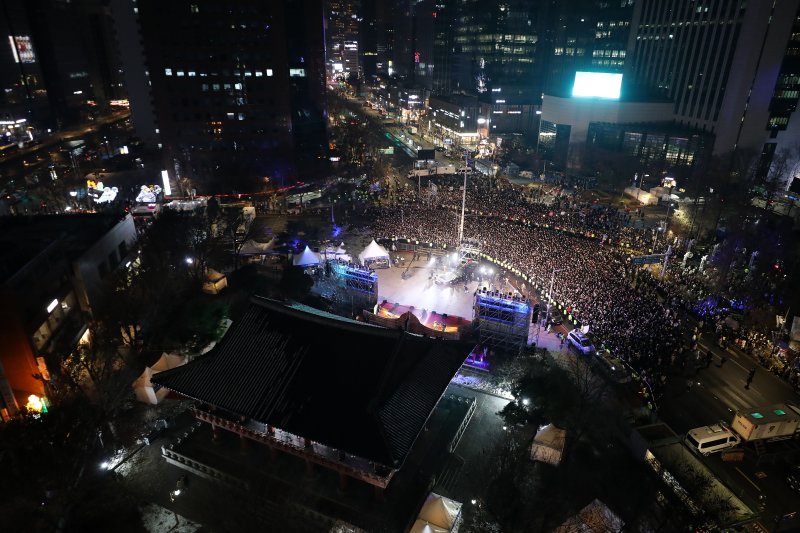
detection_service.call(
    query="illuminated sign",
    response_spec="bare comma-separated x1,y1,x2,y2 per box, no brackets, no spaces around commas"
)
8,35,35,63
136,184,162,203
572,72,623,99
161,170,171,196
95,186,119,203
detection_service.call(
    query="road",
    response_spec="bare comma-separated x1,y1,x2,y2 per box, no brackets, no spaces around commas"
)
657,333,800,532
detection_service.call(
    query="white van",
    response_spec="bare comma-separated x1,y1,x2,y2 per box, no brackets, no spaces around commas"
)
685,424,741,456
567,330,596,356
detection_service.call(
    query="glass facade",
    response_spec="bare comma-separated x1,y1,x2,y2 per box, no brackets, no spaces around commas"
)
587,122,709,168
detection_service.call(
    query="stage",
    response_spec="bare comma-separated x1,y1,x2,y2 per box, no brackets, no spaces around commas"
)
375,253,483,321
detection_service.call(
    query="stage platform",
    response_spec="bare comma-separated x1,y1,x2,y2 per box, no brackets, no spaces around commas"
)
376,302,470,332
375,254,481,321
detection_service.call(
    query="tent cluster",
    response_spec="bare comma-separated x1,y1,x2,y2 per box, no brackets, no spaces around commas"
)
290,239,390,268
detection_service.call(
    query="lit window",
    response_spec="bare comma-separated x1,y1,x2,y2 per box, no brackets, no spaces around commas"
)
176,71,185,77
155,128,159,134
165,68,172,76
234,83,242,90
266,69,273,76
227,112,234,119
212,84,220,91
255,71,263,77
201,84,208,91
244,71,252,77
190,4,199,13
238,113,245,120
188,71,196,77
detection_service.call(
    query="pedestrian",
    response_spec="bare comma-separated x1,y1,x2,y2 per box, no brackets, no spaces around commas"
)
559,336,565,349
745,368,755,389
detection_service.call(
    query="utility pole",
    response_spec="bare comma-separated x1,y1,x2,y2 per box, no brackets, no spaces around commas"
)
458,148,468,249
661,245,672,281
546,268,566,326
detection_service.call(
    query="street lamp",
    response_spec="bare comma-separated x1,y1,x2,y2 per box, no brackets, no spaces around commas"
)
546,268,566,327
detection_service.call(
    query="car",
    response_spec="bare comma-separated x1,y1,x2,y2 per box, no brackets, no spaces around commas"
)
548,313,563,326
567,330,595,356
788,465,800,493
593,349,632,384
685,423,741,456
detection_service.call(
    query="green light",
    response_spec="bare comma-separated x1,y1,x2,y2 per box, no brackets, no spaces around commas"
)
751,412,764,419
773,409,786,416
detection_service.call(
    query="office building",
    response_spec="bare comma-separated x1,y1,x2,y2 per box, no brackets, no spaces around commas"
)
628,0,800,162
111,0,328,194
326,0,361,78
0,0,123,129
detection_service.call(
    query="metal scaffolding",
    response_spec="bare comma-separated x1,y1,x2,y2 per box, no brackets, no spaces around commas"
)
472,291,532,353
326,260,379,316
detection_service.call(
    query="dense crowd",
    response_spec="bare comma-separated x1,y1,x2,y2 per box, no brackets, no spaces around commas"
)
368,182,687,374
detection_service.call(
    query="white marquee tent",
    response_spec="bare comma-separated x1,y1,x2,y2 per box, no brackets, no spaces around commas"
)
553,499,624,533
133,353,188,404
322,242,351,262
202,268,228,295
358,239,390,264
238,237,276,255
530,424,567,466
292,245,321,267
409,492,462,533
409,520,449,533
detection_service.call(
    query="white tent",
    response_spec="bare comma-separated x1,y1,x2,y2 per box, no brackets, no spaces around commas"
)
322,243,351,262
409,520,449,533
553,499,624,533
292,245,321,267
530,424,567,466
416,493,462,531
358,239,390,264
132,353,188,404
238,237,276,255
202,268,228,295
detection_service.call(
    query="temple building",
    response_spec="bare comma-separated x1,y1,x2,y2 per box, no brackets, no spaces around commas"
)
152,296,472,494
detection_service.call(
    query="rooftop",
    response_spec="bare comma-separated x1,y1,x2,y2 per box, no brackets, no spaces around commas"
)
0,213,127,282
153,297,473,468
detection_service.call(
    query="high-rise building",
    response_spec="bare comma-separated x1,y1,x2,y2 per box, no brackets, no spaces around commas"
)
326,0,361,78
628,0,800,160
111,0,328,193
374,0,414,80
540,0,634,97
0,0,124,129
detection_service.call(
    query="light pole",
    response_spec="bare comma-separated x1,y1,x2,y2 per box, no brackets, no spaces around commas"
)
545,268,566,327
458,148,469,250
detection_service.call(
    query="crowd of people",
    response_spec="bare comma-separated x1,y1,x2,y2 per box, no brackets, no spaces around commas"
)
364,175,799,396
368,180,687,371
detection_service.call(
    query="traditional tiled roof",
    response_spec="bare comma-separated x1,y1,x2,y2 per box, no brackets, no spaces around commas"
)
153,296,471,467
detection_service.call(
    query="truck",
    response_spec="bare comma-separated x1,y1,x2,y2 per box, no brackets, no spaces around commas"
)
407,164,456,178
730,403,800,442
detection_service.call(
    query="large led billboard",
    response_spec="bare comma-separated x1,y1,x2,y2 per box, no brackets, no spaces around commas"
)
571,72,622,99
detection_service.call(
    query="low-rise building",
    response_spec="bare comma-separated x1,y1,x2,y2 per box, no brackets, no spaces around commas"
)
0,213,137,420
